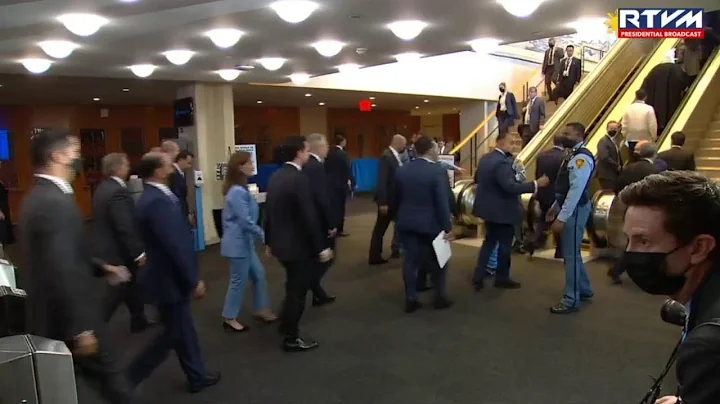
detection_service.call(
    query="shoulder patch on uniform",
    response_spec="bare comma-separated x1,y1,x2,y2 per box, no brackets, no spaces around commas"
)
575,158,585,169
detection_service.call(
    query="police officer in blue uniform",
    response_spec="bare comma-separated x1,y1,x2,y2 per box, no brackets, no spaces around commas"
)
547,122,595,314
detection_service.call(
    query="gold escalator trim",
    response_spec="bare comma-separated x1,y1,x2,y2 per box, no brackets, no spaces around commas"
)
658,48,720,153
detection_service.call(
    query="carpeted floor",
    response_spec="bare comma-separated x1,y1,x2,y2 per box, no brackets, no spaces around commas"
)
106,195,681,404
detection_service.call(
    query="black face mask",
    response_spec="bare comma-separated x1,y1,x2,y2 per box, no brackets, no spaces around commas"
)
548,43,554,48
621,248,687,295
499,87,505,93
607,130,618,137
560,137,578,149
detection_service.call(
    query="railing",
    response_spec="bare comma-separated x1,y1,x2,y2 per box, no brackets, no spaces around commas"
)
451,43,607,171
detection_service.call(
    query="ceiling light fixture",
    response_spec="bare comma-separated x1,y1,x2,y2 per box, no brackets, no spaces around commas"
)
337,63,360,73
394,52,422,63
216,69,241,81
414,106,419,109
388,20,427,40
305,93,312,97
129,64,156,78
498,0,543,18
371,104,377,107
313,40,344,57
93,97,100,101
319,102,325,105
57,13,109,37
39,40,78,59
369,96,376,100
270,1,318,23
164,50,194,65
258,57,286,71
423,99,429,103
205,28,244,49
290,73,310,85
122,88,129,92
469,38,501,54
20,58,52,74
257,100,263,104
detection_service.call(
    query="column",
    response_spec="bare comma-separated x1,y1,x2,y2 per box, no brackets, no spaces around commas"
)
176,83,235,246
299,106,328,134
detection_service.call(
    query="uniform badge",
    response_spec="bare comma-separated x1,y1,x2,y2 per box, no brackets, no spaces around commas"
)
575,158,585,169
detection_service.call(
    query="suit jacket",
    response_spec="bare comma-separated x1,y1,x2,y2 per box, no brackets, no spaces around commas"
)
496,91,519,119
524,96,546,133
614,159,660,194
375,148,402,211
542,46,565,80
325,146,354,191
220,185,264,259
136,184,199,304
621,101,658,142
558,57,582,85
472,150,536,225
90,178,144,267
657,146,696,171
304,155,336,246
265,164,325,262
19,177,102,341
534,146,565,206
394,159,452,236
596,134,623,190
169,167,189,218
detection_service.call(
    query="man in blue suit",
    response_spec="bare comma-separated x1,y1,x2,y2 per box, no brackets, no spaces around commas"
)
496,82,519,135
395,136,454,313
520,86,546,147
127,152,220,394
472,132,550,290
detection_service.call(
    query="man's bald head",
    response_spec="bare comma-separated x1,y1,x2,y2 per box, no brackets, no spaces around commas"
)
391,134,407,151
635,141,657,159
137,151,172,182
161,140,180,160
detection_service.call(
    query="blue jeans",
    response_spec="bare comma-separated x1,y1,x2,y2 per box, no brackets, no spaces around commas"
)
222,251,271,319
560,202,594,308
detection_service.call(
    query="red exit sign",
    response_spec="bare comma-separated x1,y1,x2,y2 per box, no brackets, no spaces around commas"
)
359,99,372,112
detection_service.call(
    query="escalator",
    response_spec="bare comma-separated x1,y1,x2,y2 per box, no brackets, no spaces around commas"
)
589,47,720,249
453,38,670,227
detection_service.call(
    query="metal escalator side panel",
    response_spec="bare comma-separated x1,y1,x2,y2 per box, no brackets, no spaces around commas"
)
517,38,662,183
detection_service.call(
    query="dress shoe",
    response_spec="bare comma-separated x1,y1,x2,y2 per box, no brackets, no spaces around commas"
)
312,295,337,307
130,317,156,334
187,372,221,394
404,300,423,313
283,337,319,352
494,280,521,289
433,297,453,310
369,258,389,265
607,268,623,285
222,322,250,333
549,303,579,314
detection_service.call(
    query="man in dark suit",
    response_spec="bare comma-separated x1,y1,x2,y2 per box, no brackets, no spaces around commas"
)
127,152,219,394
304,133,337,307
596,121,623,191
658,131,696,171
554,45,582,104
521,86,546,147
496,82,519,135
169,150,194,224
542,37,564,101
614,141,662,195
20,129,133,403
92,152,153,333
325,134,354,237
472,132,549,290
395,136,454,313
369,134,407,264
265,135,332,352
524,135,565,257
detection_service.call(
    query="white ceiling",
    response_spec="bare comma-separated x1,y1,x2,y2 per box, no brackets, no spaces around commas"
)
0,73,473,110
1,0,716,84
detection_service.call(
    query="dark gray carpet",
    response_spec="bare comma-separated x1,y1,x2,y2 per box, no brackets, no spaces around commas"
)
107,195,680,404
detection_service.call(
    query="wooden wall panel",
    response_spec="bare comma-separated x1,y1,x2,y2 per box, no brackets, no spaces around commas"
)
327,108,412,159
442,113,461,142
234,106,300,164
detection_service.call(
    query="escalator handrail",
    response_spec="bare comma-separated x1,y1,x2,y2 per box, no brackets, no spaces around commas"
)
457,125,500,167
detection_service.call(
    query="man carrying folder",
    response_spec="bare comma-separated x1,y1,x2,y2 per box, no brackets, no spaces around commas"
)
394,136,453,313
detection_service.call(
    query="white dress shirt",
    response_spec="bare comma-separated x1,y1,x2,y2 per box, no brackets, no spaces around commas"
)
309,153,323,163
524,96,536,124
285,161,301,171
621,100,658,142
499,92,507,112
173,163,184,177
35,174,73,194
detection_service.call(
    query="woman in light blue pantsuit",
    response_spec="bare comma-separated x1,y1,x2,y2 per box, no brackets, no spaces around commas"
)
220,151,277,332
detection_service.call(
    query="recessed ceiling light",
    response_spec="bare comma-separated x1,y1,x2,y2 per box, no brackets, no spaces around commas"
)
20,58,52,74
305,93,312,97
415,106,419,109
369,96,375,100
129,64,156,78
258,57,286,71
205,28,244,49
319,102,325,105
217,69,241,81
313,40,344,57
257,100,263,104
57,13,109,37
423,99,429,103
290,72,310,85
270,1,319,23
388,20,427,40
122,88,129,92
93,97,100,101
371,104,377,107
39,40,78,59
164,49,194,65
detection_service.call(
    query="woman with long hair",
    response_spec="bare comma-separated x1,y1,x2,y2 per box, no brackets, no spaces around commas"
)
220,151,276,332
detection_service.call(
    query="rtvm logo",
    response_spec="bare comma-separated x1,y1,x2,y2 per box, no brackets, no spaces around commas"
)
615,8,704,39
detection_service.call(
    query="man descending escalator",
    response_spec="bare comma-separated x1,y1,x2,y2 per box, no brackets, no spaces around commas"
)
546,123,596,314
553,45,581,105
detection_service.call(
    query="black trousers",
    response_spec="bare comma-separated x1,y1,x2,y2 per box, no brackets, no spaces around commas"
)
74,332,134,404
103,266,145,323
332,188,348,233
279,260,314,339
521,126,538,148
369,209,399,261
497,111,514,135
544,69,556,100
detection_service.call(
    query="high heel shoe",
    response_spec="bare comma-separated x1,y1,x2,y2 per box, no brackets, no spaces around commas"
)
222,321,250,333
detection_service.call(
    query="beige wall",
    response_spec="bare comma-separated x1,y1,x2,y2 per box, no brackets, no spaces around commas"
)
420,114,443,140
299,106,328,135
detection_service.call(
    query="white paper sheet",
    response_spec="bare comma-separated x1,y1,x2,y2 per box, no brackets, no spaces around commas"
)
432,231,452,268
